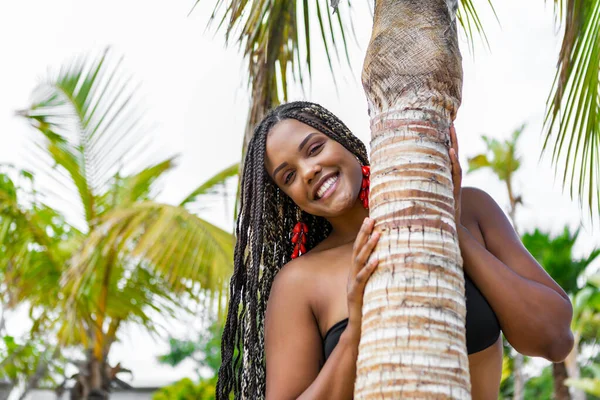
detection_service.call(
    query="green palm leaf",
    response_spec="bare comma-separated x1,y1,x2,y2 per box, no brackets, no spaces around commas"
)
179,163,239,207
64,202,233,300
457,0,498,51
17,48,148,226
97,157,178,212
544,0,600,215
54,201,234,346
521,227,600,294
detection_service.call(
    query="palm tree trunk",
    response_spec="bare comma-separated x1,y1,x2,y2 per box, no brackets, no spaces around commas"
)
512,353,524,400
242,75,276,162
357,0,469,398
89,356,104,394
565,334,584,400
552,362,571,400
240,4,289,165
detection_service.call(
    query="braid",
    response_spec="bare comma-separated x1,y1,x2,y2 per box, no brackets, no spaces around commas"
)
217,101,368,399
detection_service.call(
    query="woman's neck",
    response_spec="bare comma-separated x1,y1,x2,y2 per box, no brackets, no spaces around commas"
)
325,200,370,246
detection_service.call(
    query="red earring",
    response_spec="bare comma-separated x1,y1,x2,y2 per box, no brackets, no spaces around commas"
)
359,165,370,209
291,221,308,259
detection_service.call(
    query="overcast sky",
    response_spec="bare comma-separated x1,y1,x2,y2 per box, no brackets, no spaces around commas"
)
1,0,599,389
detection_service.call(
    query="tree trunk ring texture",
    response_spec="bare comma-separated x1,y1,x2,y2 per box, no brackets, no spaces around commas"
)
357,0,469,398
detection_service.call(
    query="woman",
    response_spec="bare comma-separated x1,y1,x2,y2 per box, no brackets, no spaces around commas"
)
217,101,574,399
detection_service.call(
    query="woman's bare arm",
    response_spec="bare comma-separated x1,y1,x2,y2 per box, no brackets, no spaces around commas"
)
265,218,379,400
265,264,360,399
460,187,574,362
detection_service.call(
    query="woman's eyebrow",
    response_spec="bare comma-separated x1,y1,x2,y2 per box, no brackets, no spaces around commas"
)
272,132,319,178
272,162,288,178
297,132,318,152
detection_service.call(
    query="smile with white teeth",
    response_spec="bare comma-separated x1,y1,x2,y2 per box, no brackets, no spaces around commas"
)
316,174,338,199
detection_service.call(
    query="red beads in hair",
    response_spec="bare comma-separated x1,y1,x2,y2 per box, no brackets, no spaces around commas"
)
291,222,308,259
359,165,370,209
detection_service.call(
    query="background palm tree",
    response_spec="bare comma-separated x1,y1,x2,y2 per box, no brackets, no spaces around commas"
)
0,50,238,399
467,124,524,223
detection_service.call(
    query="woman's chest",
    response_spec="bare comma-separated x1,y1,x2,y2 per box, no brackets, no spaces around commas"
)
311,215,490,340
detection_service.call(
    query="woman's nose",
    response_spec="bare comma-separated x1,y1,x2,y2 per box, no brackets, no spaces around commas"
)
302,163,322,184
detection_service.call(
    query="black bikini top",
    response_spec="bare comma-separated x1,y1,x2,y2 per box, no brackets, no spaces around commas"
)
323,274,500,360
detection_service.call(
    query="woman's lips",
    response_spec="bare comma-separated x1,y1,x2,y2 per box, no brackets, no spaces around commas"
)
316,173,339,201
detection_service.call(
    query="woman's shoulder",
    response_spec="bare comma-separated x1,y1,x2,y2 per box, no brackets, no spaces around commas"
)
269,244,344,303
272,257,312,290
460,186,520,247
461,186,500,221
270,253,321,298
461,186,494,204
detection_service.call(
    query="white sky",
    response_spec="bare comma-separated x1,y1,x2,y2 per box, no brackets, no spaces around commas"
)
1,0,599,389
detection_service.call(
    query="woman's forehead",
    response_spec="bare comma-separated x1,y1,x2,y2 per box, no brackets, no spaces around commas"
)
264,119,323,171
268,118,316,139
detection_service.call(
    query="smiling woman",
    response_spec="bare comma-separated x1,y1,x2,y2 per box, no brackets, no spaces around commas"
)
216,101,573,400
265,119,364,216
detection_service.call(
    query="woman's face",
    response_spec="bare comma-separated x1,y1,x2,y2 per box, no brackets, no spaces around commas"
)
264,118,363,217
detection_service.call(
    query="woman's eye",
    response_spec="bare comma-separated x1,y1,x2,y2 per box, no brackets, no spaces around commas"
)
309,143,323,155
284,171,294,184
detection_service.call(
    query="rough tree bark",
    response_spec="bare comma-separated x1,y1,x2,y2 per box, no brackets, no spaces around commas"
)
357,0,470,398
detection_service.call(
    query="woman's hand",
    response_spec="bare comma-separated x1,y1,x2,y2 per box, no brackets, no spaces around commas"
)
346,217,380,339
449,124,462,224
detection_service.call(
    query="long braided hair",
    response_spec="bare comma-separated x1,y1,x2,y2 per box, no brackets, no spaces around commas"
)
217,101,369,399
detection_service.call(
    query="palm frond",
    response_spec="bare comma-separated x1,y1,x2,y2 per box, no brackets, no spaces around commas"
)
179,163,239,207
544,0,600,216
56,201,233,346
0,173,79,313
16,48,149,226
97,157,178,212
457,0,498,51
211,0,351,84
466,125,524,181
63,202,233,302
199,0,356,154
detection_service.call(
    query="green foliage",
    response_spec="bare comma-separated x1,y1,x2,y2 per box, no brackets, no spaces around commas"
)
572,274,600,343
566,363,600,397
152,377,216,400
159,339,198,367
544,0,600,216
498,350,514,399
1,50,238,395
523,365,553,400
0,336,65,389
154,320,239,399
0,169,75,310
158,320,223,377
521,227,600,293
467,124,525,183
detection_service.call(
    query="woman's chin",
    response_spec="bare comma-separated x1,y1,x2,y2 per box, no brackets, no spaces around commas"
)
318,194,360,217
